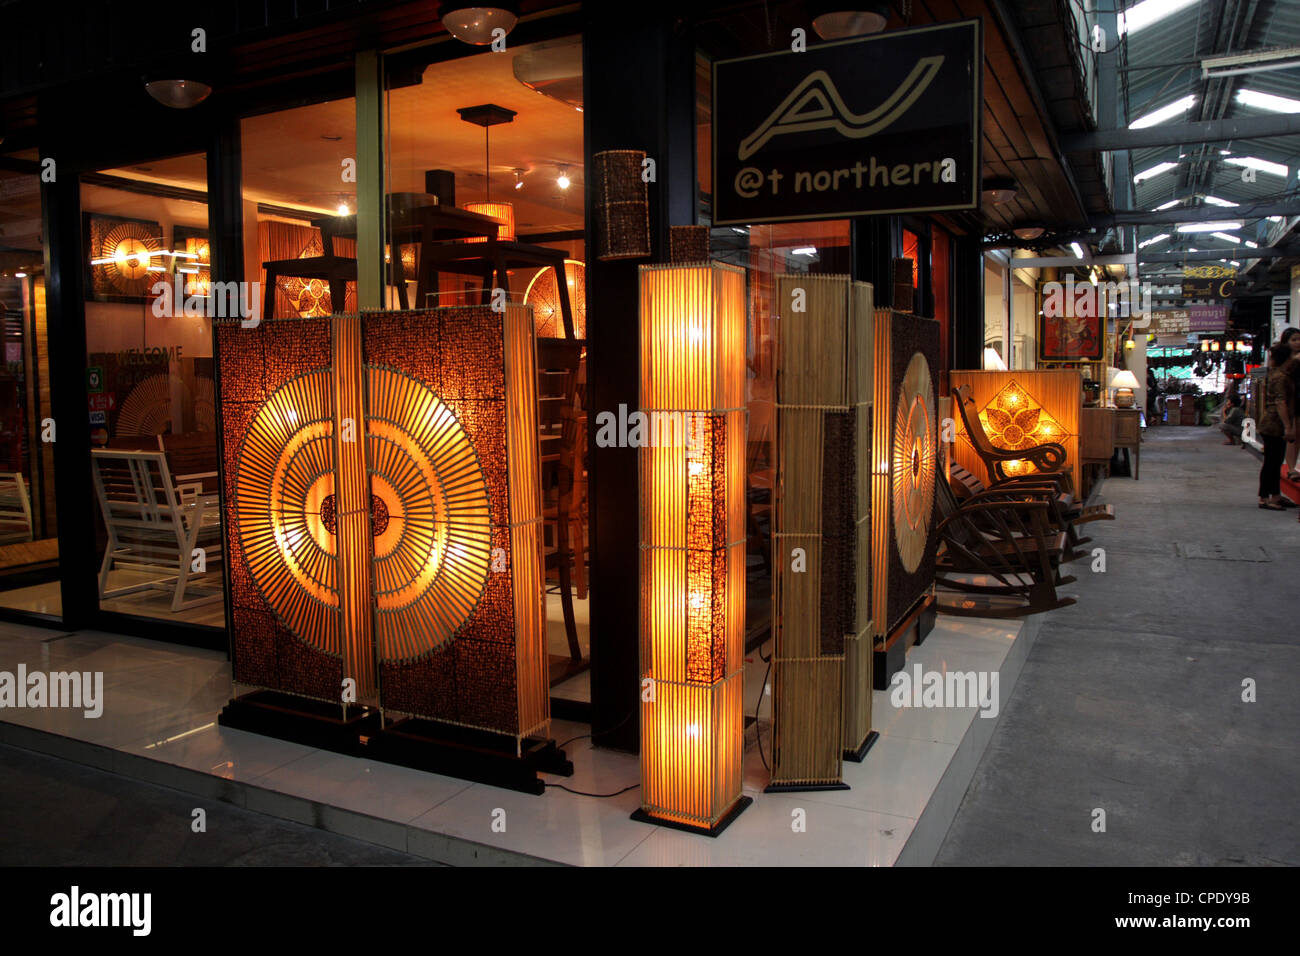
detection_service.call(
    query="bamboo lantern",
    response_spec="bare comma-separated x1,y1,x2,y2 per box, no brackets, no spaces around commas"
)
593,149,650,261
636,262,749,834
948,369,1082,491
524,259,586,339
463,201,516,243
769,275,875,789
669,225,710,264
219,306,548,749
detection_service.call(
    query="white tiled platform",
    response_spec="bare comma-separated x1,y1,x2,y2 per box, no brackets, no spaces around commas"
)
0,612,1039,866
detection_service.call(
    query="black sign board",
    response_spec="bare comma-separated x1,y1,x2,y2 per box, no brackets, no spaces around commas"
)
712,20,982,225
1181,266,1237,300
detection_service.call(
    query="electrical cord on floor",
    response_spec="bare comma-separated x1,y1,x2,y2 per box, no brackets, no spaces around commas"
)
556,705,636,751
544,782,640,798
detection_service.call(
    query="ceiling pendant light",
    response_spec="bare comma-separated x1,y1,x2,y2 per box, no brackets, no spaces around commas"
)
143,77,212,109
439,2,519,46
810,2,891,39
556,165,571,190
459,104,517,243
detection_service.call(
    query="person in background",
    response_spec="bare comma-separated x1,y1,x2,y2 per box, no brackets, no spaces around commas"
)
1258,342,1294,511
1281,327,1300,481
1146,367,1158,422
1220,394,1244,445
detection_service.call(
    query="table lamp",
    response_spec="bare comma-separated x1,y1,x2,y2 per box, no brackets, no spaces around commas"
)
1112,369,1140,408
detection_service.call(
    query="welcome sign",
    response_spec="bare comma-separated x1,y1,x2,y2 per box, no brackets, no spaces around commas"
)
712,20,981,225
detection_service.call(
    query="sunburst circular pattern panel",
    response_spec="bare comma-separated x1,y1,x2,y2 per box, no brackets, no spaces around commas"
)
367,366,492,663
892,351,936,575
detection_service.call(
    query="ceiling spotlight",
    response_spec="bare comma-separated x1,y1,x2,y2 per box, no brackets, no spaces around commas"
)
556,166,571,190
14,272,27,279
337,203,350,216
982,177,1018,205
1013,225,1045,240
439,2,519,45
143,78,212,109
513,169,524,190
1070,242,1085,259
810,2,891,39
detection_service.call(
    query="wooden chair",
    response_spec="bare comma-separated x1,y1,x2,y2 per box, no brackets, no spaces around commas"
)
0,472,33,543
933,474,1077,618
952,384,1070,490
91,450,223,612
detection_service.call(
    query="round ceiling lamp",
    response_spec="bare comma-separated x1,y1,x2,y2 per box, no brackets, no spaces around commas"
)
143,78,212,109
982,177,1018,206
811,2,891,39
440,2,519,45
1013,225,1045,240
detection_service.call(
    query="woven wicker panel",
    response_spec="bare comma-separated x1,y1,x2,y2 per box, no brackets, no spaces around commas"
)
366,306,546,740
669,225,710,264
593,149,650,261
217,317,345,702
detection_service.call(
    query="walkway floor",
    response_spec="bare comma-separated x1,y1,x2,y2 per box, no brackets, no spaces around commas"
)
936,424,1300,865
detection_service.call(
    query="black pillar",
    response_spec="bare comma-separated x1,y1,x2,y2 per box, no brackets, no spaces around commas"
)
583,9,694,753
851,215,898,304
952,233,984,371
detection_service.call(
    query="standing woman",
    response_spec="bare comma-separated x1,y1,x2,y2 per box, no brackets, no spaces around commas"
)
1258,342,1294,510
1278,327,1300,480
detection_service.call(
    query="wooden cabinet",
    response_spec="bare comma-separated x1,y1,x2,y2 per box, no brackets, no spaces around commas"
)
1114,408,1141,479
1081,407,1115,464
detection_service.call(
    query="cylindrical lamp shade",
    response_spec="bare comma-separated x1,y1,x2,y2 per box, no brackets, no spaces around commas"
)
463,201,516,243
638,262,748,833
594,150,650,261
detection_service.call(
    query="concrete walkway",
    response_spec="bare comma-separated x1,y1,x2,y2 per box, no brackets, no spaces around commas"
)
936,424,1300,865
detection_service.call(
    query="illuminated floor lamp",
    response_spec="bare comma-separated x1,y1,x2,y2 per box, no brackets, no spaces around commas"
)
635,261,751,835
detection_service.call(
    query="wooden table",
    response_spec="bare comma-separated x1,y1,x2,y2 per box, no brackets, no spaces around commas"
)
1114,408,1141,479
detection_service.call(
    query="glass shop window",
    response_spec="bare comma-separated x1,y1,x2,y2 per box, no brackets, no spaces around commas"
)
983,259,1007,368
0,151,60,618
241,97,358,324
385,37,590,699
80,151,223,627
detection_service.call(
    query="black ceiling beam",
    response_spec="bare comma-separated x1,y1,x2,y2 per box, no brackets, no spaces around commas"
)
1062,113,1300,152
1093,200,1300,227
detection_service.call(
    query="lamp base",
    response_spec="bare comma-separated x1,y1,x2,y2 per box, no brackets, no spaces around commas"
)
631,796,753,837
764,781,851,793
873,593,937,690
219,690,383,753
843,729,881,763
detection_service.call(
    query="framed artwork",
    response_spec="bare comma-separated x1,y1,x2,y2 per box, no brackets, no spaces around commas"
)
84,213,164,303
1037,279,1104,362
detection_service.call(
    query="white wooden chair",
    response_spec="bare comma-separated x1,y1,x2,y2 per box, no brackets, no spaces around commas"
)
91,449,223,612
0,472,34,543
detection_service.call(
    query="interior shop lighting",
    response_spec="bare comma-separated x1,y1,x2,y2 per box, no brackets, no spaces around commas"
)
1224,156,1288,177
1118,0,1198,37
1176,221,1242,233
1203,196,1239,206
1138,233,1169,248
1134,162,1178,183
1130,95,1196,129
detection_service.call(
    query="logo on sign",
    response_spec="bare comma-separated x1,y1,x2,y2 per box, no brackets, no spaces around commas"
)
738,59,944,160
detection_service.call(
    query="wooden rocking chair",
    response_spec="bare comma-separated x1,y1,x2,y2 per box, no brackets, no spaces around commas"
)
933,474,1077,618
952,384,1070,490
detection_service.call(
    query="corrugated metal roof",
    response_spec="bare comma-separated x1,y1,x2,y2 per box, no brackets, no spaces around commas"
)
1123,0,1300,258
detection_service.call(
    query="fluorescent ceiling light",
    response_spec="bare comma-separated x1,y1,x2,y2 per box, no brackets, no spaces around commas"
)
1210,232,1241,243
1119,0,1198,37
1205,48,1300,80
1189,248,1197,252
1070,242,1085,259
1235,88,1300,113
791,247,817,256
1130,95,1197,129
1134,162,1178,183
1202,195,1238,207
1177,221,1242,233
1268,216,1283,222
1138,233,1169,248
1224,155,1288,177
1153,199,1182,211
1230,260,1240,266
1244,240,1259,248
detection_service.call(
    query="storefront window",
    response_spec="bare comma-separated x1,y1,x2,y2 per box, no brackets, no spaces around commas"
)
386,37,589,696
81,151,222,626
0,152,59,617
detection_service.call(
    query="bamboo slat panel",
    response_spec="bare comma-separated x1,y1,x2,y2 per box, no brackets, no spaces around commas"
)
770,275,873,786
948,369,1082,489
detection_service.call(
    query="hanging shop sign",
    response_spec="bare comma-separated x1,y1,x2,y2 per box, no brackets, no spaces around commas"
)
1151,309,1189,337
1188,304,1227,333
1181,265,1236,300
712,20,982,225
